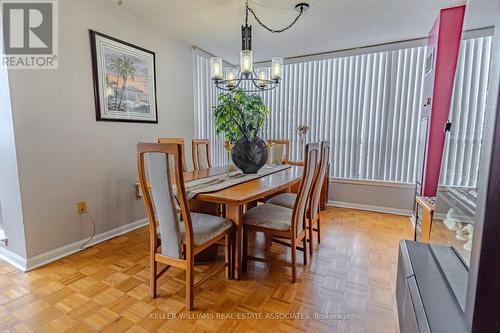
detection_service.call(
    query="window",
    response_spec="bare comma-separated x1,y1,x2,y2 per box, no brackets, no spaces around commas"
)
193,35,492,186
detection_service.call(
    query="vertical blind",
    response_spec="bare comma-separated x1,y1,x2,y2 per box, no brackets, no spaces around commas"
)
439,36,492,187
193,35,492,186
193,54,228,165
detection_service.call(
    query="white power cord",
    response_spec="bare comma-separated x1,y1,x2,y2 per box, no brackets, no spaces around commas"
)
0,229,7,246
80,212,96,250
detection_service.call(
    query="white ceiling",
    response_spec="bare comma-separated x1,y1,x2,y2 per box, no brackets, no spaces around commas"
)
111,0,479,64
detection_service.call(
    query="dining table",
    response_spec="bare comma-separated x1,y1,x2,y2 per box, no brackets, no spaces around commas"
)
185,164,303,280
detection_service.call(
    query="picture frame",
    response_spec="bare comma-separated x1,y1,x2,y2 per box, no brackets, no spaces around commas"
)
89,30,158,123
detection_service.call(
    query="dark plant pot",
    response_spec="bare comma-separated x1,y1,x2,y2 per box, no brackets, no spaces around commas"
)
231,136,268,174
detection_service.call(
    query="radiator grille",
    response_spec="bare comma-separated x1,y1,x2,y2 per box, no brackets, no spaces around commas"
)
415,204,424,241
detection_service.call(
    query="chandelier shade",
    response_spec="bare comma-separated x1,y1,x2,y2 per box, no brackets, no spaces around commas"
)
271,57,283,80
225,68,237,88
210,57,223,80
240,50,253,74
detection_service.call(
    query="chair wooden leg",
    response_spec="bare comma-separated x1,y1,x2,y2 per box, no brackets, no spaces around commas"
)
182,244,187,260
291,239,297,283
150,255,157,298
264,234,272,249
242,225,248,273
317,214,321,244
224,233,230,279
308,217,314,257
302,235,308,266
186,252,194,311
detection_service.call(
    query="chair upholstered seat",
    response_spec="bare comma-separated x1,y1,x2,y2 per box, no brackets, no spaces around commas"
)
158,213,232,247
182,213,232,246
243,203,293,230
266,193,297,209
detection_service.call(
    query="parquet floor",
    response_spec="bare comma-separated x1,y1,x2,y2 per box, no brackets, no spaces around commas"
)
0,207,413,333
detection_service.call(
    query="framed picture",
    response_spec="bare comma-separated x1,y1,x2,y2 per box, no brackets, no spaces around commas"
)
89,30,158,123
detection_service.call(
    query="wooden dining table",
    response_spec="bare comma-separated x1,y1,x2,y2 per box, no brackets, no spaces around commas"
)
185,164,303,280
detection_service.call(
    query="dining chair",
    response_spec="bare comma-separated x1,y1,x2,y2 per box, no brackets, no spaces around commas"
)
137,142,233,310
257,139,290,206
267,139,290,164
266,141,330,256
192,139,211,170
242,143,319,282
158,138,187,172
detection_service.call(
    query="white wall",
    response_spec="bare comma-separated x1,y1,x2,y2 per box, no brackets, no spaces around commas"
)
6,0,195,260
0,40,27,261
328,179,415,216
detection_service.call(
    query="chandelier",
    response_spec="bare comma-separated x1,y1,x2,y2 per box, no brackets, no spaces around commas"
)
210,1,309,93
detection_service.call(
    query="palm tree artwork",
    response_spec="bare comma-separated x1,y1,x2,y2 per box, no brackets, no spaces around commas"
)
109,56,137,111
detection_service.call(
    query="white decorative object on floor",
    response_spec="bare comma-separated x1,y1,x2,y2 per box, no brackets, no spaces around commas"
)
455,224,469,241
463,237,472,251
443,208,461,230
463,224,474,252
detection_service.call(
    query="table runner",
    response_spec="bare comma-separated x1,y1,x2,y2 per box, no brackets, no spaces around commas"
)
184,164,292,200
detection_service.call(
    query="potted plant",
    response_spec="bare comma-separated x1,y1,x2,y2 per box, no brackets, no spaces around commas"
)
213,89,269,173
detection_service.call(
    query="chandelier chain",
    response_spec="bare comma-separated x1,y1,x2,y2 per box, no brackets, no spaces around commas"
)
245,0,305,33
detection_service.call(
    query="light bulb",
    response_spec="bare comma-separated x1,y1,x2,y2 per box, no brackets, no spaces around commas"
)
226,68,236,88
257,68,267,88
240,50,253,74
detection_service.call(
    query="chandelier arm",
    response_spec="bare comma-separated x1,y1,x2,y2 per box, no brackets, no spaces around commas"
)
217,80,276,93
246,5,304,33
256,82,278,92
214,66,281,93
250,76,263,90
215,84,238,92
228,85,275,93
231,76,244,90
251,68,279,85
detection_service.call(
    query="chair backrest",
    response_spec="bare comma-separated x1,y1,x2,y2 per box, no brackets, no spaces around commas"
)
310,141,330,218
158,138,187,172
137,143,194,259
291,143,319,237
192,139,211,170
267,139,290,164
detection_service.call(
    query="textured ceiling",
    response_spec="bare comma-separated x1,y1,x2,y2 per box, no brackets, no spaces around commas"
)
110,0,480,64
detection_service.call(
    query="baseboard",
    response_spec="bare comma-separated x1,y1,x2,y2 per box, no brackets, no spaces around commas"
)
26,218,148,271
328,200,413,216
0,246,27,272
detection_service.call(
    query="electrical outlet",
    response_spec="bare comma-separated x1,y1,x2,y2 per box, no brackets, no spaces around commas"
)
77,201,87,215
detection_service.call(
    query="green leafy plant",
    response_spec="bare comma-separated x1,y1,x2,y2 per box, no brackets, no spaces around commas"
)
213,89,269,144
